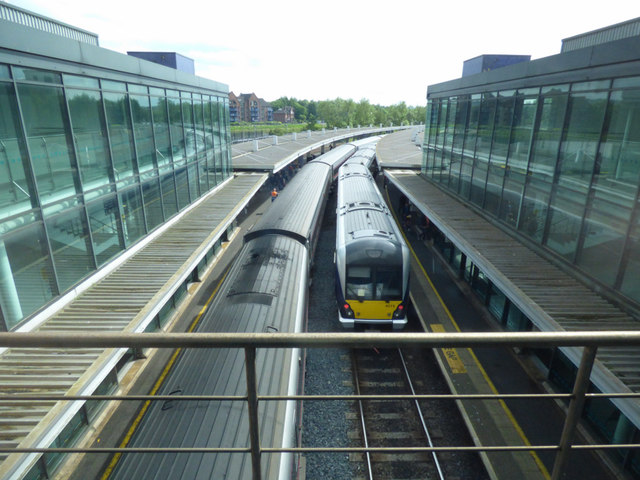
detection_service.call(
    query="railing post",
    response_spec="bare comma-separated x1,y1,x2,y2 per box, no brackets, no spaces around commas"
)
245,347,262,480
551,345,597,480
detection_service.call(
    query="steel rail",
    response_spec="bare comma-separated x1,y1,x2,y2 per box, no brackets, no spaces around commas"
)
351,350,374,480
398,347,445,480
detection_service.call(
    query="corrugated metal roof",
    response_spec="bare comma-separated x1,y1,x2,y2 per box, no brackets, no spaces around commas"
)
561,17,640,52
0,1,99,45
384,169,640,426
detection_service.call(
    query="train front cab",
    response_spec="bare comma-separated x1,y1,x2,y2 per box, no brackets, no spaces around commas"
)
337,237,409,330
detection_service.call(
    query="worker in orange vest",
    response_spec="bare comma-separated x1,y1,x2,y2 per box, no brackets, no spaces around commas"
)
271,188,278,202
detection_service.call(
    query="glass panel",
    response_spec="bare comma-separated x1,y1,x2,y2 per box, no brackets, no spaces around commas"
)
460,94,481,198
119,186,146,245
423,100,438,176
13,67,61,84
0,83,33,219
160,172,178,218
470,93,496,206
182,96,196,163
17,83,77,205
0,64,9,79
487,286,507,321
44,409,86,473
622,213,640,304
175,165,190,209
197,158,208,197
440,97,456,187
485,92,515,215
584,89,640,287
188,162,199,200
432,99,448,182
85,371,117,420
501,94,537,226
45,206,94,291
571,80,610,92
130,94,155,173
151,95,172,169
63,74,99,89
546,90,607,259
168,95,185,166
203,96,216,189
142,177,164,231
128,84,147,94
86,195,124,266
104,91,135,183
541,84,569,95
449,96,469,193
222,99,231,177
214,98,224,181
193,97,206,190
2,222,57,327
613,76,640,89
66,89,112,191
505,302,529,331
520,90,568,241
101,80,126,92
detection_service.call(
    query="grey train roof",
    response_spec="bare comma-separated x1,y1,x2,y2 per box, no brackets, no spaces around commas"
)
337,163,396,238
111,234,308,479
247,162,332,244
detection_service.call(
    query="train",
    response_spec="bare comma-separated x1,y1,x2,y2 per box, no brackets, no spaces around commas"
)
108,143,356,480
335,138,411,330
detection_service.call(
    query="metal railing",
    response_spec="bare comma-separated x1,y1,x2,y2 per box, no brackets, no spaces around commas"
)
2,330,640,480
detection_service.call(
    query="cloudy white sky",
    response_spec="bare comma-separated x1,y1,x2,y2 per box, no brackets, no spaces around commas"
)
8,0,640,106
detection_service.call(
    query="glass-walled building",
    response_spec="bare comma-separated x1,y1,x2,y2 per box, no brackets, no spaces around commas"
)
423,25,640,316
0,12,232,331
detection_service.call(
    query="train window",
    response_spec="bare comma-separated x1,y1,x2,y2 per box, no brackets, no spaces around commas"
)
346,266,402,301
376,267,403,299
346,266,373,299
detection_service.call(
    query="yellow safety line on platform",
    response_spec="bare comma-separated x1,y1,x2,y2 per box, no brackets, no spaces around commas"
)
385,185,550,479
430,323,467,373
100,270,229,479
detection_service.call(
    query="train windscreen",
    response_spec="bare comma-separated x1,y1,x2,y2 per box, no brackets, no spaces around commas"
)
346,265,402,301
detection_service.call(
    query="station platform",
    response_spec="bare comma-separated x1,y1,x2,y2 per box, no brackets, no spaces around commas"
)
232,125,406,172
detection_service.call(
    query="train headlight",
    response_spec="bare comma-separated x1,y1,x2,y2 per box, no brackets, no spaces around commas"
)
341,303,355,318
392,304,405,319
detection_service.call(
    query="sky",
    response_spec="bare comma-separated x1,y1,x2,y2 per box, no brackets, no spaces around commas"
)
7,0,640,107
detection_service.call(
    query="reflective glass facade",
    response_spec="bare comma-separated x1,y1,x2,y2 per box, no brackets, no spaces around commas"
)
0,64,231,330
423,75,640,312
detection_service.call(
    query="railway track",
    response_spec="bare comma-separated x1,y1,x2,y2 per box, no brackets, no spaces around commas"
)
350,346,445,480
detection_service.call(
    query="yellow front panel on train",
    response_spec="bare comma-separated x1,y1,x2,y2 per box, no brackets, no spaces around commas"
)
347,300,401,319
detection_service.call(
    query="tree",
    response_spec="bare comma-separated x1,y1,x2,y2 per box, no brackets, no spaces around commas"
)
354,99,375,127
269,96,425,127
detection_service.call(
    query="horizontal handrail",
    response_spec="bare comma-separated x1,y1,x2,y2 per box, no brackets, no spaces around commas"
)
2,330,640,348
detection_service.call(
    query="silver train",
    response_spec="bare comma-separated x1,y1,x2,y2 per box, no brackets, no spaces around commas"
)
335,137,411,330
109,144,356,480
